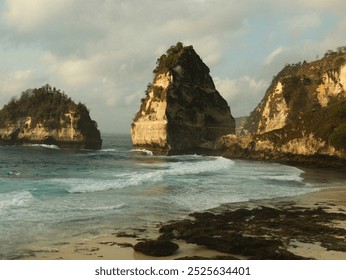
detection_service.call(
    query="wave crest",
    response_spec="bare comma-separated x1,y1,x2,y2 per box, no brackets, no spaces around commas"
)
66,156,234,193
0,191,34,213
27,144,60,150
131,148,153,156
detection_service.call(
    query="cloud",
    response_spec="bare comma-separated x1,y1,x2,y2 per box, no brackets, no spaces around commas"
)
3,0,70,33
1,0,346,132
42,52,107,87
284,12,321,38
214,76,268,117
0,69,44,105
263,47,286,65
300,0,346,11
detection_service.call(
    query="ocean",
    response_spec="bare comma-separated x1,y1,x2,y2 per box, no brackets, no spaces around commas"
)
0,134,342,259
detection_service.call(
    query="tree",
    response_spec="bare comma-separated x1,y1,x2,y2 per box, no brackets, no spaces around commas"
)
337,46,346,54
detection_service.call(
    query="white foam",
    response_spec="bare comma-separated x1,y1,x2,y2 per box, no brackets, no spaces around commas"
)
28,144,60,150
261,174,304,182
7,171,22,176
0,191,33,213
62,179,127,193
101,148,117,152
78,204,125,211
65,156,234,193
66,172,165,193
165,156,234,176
131,148,153,156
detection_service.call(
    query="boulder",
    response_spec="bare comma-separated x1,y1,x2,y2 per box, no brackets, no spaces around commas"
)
134,240,179,257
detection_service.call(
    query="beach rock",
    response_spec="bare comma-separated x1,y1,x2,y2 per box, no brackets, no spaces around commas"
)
158,204,346,259
134,240,179,257
0,84,102,149
131,42,235,154
176,255,240,260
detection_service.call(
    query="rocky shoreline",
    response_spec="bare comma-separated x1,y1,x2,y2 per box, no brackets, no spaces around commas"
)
156,199,346,259
22,185,346,260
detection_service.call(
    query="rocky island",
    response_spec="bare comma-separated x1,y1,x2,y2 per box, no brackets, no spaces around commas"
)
131,42,235,154
0,84,102,149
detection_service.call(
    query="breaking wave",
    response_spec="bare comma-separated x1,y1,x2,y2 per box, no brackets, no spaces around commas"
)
0,191,34,213
27,144,60,150
77,204,125,211
66,156,234,193
261,174,304,183
131,148,154,156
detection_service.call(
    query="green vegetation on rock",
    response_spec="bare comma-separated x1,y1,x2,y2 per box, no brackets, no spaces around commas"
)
328,102,346,151
0,84,98,133
0,84,101,149
329,123,346,151
153,42,185,74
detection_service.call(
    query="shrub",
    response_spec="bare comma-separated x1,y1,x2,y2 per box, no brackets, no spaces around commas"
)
329,123,346,150
153,42,185,74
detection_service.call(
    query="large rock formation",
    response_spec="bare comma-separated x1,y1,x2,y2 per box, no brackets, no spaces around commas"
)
244,51,346,135
0,84,102,149
209,50,346,166
131,43,235,153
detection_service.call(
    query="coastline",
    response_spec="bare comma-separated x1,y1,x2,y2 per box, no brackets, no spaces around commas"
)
24,184,346,260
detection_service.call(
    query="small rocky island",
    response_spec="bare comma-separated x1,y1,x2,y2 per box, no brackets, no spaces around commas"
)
131,42,235,154
0,84,102,149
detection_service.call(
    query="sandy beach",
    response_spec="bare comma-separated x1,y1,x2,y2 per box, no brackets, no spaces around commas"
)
24,184,346,260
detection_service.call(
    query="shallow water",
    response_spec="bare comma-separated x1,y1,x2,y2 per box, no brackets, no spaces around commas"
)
0,134,337,259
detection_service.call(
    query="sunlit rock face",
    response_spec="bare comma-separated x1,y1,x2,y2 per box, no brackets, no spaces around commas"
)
217,51,346,165
244,52,346,135
131,43,235,154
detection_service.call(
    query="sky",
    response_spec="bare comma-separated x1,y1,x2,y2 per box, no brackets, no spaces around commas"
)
0,0,346,134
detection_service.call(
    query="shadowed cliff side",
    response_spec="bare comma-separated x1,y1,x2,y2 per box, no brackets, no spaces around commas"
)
131,42,235,154
0,84,102,149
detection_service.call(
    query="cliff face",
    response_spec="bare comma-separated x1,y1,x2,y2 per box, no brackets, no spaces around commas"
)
0,85,102,149
131,43,235,153
244,53,346,135
227,51,346,164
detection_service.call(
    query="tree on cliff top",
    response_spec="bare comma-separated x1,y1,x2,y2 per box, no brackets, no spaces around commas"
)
153,42,185,74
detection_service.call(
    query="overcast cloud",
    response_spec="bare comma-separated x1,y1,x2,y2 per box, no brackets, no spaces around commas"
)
1,0,345,133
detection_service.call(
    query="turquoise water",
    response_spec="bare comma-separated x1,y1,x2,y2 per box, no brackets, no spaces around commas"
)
0,134,319,258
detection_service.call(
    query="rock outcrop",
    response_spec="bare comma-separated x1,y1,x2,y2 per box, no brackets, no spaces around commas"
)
244,52,346,135
215,50,346,166
131,43,235,153
0,84,102,149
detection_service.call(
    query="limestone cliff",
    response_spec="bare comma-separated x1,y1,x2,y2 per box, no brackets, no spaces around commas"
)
0,85,102,149
223,50,346,165
244,52,346,135
131,43,235,153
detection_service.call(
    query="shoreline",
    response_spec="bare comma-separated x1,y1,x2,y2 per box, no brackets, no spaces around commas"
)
23,184,346,260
